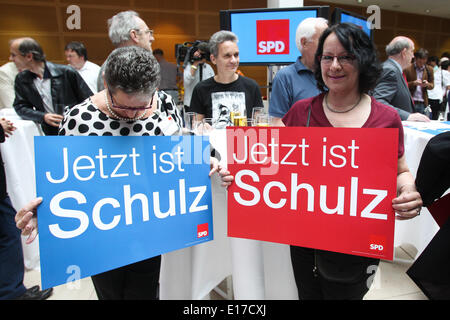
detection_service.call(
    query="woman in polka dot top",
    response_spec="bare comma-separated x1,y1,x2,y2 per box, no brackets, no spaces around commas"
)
59,46,183,300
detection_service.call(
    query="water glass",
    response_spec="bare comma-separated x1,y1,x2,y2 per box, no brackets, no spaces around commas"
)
196,118,214,134
251,107,264,122
255,113,270,127
184,112,198,132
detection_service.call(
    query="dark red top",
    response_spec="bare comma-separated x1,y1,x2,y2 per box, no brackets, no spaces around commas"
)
283,93,405,158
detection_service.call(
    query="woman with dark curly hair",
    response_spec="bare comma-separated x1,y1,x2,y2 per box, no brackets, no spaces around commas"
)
215,23,423,299
281,23,423,299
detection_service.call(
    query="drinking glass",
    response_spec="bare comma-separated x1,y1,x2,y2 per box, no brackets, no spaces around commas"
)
255,113,270,127
184,112,199,132
251,107,264,122
196,118,214,134
233,115,247,127
231,108,247,127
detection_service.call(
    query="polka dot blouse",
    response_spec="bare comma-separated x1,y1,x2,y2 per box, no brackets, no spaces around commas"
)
59,90,183,136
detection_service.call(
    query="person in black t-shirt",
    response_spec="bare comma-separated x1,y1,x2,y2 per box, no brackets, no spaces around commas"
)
189,31,263,126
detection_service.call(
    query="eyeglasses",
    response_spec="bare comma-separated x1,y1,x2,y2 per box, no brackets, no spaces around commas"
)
108,89,154,110
319,54,356,65
134,28,154,36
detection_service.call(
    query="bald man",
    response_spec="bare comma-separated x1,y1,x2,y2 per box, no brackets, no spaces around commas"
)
372,36,430,122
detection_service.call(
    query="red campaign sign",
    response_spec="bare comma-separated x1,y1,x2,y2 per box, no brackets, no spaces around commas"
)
226,127,398,260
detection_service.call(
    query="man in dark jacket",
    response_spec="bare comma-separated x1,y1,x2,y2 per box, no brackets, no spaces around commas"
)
11,37,92,135
372,36,429,122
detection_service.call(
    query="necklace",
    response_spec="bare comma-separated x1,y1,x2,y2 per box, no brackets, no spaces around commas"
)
104,91,147,121
325,93,362,113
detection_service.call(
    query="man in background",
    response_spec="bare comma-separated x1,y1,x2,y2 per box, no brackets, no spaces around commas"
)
11,37,92,135
65,41,100,93
97,10,155,91
153,48,181,105
183,42,215,116
269,17,328,126
372,36,430,122
404,48,434,115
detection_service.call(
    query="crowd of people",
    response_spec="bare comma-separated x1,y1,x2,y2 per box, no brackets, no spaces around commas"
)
0,9,448,300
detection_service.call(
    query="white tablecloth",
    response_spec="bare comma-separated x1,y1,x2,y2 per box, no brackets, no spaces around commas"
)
160,173,233,299
204,129,298,299
0,109,43,270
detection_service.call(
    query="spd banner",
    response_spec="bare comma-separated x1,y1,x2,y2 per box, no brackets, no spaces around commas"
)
35,135,213,289
227,127,398,260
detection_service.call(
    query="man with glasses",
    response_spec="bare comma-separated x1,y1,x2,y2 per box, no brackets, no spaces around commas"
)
64,41,101,93
269,17,328,126
11,37,93,136
97,10,155,91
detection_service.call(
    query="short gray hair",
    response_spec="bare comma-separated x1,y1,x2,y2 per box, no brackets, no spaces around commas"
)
295,17,328,52
386,38,412,56
108,10,142,47
104,46,160,96
209,30,238,57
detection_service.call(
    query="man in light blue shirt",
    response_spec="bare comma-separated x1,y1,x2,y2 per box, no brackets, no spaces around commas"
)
269,17,328,125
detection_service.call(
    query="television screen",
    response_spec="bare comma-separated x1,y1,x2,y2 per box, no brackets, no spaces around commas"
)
332,8,372,39
220,6,329,65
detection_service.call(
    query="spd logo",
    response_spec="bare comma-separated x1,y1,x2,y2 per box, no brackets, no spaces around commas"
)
369,235,386,252
256,19,290,55
197,223,209,238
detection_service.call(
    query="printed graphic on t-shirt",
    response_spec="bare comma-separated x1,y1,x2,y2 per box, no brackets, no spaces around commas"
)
211,91,246,127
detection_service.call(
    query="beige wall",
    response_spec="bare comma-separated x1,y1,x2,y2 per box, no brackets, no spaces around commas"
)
0,0,268,95
1,0,448,96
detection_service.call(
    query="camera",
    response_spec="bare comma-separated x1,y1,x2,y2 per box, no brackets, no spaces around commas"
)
175,40,210,66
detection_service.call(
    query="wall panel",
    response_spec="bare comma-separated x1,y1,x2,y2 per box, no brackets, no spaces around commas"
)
0,4,59,34
0,0,271,95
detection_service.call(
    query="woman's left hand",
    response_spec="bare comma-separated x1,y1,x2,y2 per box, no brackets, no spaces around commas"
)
209,157,234,187
209,157,220,176
392,184,423,220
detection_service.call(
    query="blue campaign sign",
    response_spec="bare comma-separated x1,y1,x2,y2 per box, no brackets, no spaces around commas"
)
34,135,213,289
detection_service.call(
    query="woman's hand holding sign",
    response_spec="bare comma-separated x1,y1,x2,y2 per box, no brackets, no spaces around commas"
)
218,167,234,187
393,183,423,220
15,197,42,244
393,155,423,220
